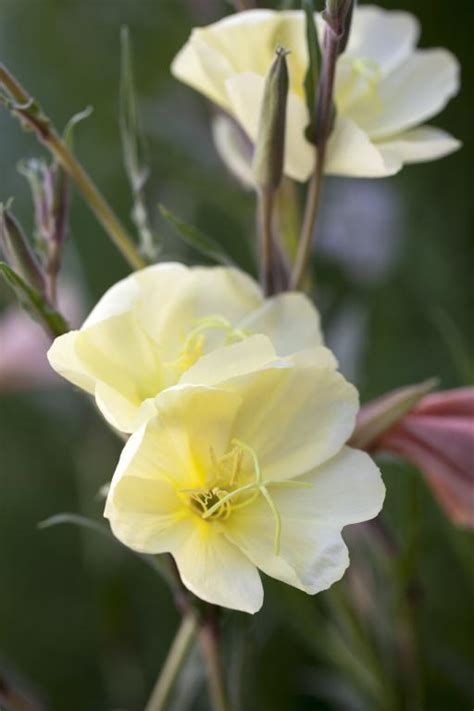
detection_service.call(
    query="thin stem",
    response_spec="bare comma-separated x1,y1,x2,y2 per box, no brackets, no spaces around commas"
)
144,613,198,711
233,0,256,10
0,63,146,271
199,611,230,711
257,187,275,296
290,27,340,290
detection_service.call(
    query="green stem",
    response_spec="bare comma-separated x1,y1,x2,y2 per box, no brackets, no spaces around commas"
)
0,63,146,271
144,613,198,711
257,187,275,296
199,611,230,711
290,20,340,290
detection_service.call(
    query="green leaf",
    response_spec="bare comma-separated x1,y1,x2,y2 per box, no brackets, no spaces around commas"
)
302,0,321,144
159,204,235,267
0,261,68,337
120,26,159,261
39,513,174,585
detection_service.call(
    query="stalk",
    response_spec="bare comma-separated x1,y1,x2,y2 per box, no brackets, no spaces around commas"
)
144,613,198,711
0,63,146,271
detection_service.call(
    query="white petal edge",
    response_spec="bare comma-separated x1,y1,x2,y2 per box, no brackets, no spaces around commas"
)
47,330,96,394
376,125,461,164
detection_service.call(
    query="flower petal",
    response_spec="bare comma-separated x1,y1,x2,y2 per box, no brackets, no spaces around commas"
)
277,446,385,526
226,504,349,595
106,474,188,553
174,523,264,613
225,447,383,593
225,72,315,182
349,49,460,140
95,381,143,434
212,114,254,189
226,351,359,481
84,263,188,328
341,6,419,75
237,292,323,355
140,266,263,356
106,384,242,503
180,334,277,388
74,312,161,407
376,125,461,163
47,330,96,394
326,116,402,177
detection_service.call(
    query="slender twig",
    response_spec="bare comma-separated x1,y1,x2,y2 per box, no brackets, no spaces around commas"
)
144,613,198,711
0,63,146,271
290,22,340,290
199,609,230,711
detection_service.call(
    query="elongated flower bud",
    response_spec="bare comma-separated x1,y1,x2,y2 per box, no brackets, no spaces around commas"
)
324,0,354,43
0,203,46,295
253,47,289,193
350,378,438,450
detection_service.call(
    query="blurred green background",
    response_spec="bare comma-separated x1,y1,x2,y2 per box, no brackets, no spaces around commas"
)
0,1,472,709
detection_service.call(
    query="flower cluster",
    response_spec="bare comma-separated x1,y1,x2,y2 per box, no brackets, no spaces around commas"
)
48,264,385,612
172,6,460,182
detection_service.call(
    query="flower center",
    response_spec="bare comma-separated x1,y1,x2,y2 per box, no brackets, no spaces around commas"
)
165,315,250,375
336,56,382,113
180,439,310,555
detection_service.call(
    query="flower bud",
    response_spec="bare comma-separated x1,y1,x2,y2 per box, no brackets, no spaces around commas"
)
350,378,438,450
324,0,354,43
252,47,289,193
374,387,474,528
0,203,46,295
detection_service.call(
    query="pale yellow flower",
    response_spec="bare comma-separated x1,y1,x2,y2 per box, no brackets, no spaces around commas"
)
105,340,385,612
172,6,460,181
47,263,322,433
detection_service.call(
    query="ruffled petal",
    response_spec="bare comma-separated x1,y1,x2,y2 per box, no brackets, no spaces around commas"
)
276,446,385,526
226,502,349,594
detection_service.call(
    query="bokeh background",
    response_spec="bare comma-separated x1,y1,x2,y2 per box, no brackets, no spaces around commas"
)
0,1,472,709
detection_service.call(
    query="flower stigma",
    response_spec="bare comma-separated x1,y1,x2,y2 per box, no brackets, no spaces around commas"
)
165,315,251,375
179,439,311,555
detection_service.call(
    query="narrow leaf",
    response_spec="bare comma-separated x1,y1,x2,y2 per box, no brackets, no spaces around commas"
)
120,26,159,260
63,105,93,148
303,0,321,144
159,204,235,266
0,261,68,337
39,513,174,584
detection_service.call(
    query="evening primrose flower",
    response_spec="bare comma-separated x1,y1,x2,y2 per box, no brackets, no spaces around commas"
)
47,263,322,433
105,340,385,612
172,6,460,181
